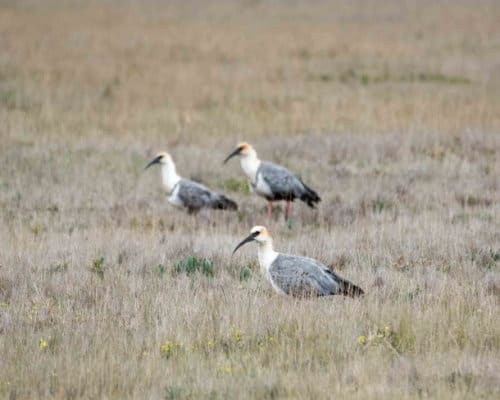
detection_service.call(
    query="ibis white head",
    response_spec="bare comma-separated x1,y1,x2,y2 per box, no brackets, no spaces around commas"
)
224,142,258,162
233,225,278,274
145,151,173,168
224,142,260,180
145,151,180,191
233,226,272,254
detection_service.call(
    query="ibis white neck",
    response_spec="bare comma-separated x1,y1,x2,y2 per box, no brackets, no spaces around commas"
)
257,240,278,275
161,162,181,192
240,150,261,181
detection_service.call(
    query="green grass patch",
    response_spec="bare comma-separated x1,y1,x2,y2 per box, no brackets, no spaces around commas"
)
157,264,167,277
223,178,250,194
310,68,471,86
405,72,470,84
89,257,105,279
0,87,17,109
173,256,214,277
371,197,393,214
469,248,500,271
239,266,252,282
164,385,186,400
0,85,38,111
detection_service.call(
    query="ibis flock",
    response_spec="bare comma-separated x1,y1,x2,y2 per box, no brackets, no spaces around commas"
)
145,142,364,298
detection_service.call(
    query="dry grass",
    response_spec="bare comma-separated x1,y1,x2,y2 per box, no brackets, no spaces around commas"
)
1,0,499,398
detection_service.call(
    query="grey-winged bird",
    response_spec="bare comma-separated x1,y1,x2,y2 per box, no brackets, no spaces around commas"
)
224,142,320,220
233,226,364,298
146,151,237,214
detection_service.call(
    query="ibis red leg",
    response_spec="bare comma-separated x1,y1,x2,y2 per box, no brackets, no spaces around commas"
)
267,201,273,218
285,200,292,220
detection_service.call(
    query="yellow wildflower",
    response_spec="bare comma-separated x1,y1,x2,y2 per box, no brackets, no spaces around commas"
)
384,326,391,336
160,340,183,358
357,335,367,345
231,325,243,343
31,223,41,235
39,338,49,350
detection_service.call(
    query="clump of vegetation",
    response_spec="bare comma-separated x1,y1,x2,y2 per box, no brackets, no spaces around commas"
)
128,216,154,231
0,87,17,109
0,277,14,302
157,264,167,277
89,257,105,279
0,86,35,111
38,338,49,351
164,385,185,400
392,316,417,354
357,318,415,354
239,266,252,282
223,178,250,194
456,194,492,207
446,371,476,391
100,76,120,101
31,223,43,235
160,340,183,359
469,248,500,271
371,197,393,214
173,257,214,277
117,251,126,265
312,67,471,86
230,324,243,344
405,72,470,84
48,261,69,275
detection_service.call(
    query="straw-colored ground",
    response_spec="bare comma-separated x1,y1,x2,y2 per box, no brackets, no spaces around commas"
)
1,1,499,398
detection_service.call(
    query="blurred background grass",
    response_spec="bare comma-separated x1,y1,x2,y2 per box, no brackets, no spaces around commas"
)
1,0,499,147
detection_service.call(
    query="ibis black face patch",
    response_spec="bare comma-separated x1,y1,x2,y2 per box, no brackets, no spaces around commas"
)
232,231,260,254
223,148,242,164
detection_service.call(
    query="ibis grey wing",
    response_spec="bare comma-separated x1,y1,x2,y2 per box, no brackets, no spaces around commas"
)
268,254,340,297
177,179,238,212
258,162,305,200
176,179,213,211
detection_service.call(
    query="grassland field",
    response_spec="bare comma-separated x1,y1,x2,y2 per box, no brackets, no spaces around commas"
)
0,0,499,399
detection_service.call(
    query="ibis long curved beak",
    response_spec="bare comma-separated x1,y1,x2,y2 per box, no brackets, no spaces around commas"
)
223,148,242,164
232,232,258,255
144,155,162,170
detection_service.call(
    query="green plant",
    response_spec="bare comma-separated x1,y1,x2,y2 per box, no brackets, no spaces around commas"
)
223,178,250,194
90,257,105,279
160,340,183,359
239,266,252,282
164,385,185,400
173,257,214,277
157,264,167,277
